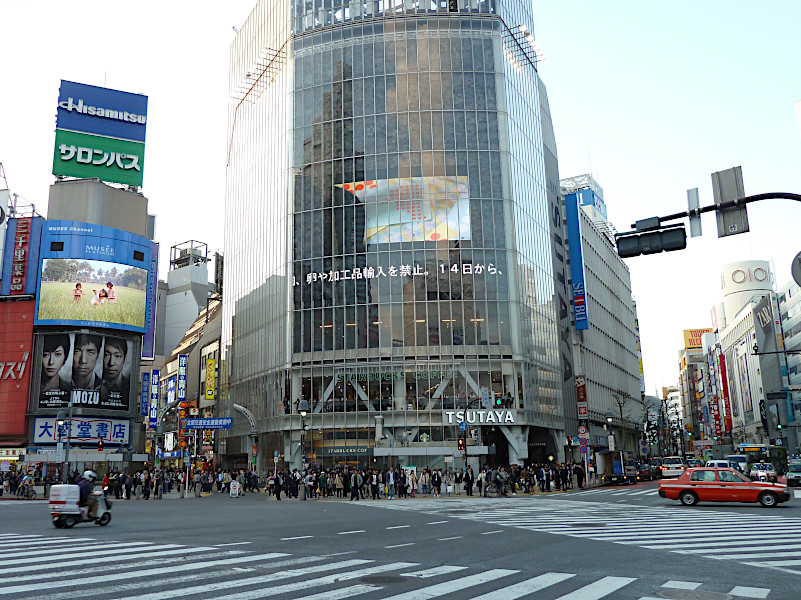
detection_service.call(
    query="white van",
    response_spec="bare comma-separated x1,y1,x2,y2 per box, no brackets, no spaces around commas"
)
705,459,729,468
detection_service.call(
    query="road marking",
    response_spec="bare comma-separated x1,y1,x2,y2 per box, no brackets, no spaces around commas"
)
481,530,503,535
280,536,314,541
684,543,801,554
0,541,153,559
385,543,416,549
110,559,379,600
0,537,96,551
553,576,636,599
337,530,365,535
293,584,381,600
0,543,188,568
711,550,801,560
203,562,418,600
380,568,518,600
213,542,253,547
728,586,770,599
386,525,410,529
0,550,290,594
401,566,468,578
470,572,576,600
436,536,463,541
427,520,449,524
662,580,701,590
795,490,801,499
644,535,801,549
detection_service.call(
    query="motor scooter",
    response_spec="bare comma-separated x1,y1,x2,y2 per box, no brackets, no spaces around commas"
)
49,484,112,528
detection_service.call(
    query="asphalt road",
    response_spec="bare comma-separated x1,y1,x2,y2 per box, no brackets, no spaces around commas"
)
1,481,799,599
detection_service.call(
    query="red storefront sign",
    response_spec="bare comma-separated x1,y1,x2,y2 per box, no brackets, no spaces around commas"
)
0,300,35,439
9,218,31,295
718,353,733,433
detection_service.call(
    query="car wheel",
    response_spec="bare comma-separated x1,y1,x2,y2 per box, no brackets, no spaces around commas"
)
759,491,778,508
53,517,64,528
679,490,698,506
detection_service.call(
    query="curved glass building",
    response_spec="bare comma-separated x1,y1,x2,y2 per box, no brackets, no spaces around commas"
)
223,0,575,471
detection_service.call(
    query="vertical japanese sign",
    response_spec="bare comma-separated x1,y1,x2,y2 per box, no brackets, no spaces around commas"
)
149,369,160,428
205,358,216,400
140,371,150,417
177,355,187,404
141,241,159,360
718,353,733,433
0,300,34,439
1,217,43,295
564,192,589,330
575,376,589,429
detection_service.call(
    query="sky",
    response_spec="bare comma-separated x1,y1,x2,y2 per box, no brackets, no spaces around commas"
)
1,1,800,394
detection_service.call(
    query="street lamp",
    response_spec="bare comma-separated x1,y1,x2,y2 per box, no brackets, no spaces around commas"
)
605,412,615,451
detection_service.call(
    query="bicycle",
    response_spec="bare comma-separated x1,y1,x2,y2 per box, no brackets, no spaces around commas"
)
16,484,36,500
484,482,508,498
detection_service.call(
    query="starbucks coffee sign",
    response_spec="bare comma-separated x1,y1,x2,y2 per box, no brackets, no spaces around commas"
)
443,409,516,425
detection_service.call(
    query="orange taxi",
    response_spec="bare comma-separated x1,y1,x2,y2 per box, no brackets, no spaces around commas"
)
659,466,791,508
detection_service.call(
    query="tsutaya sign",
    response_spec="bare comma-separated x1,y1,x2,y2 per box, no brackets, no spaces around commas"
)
443,409,516,425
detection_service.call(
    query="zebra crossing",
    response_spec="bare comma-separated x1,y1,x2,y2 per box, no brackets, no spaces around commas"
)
0,532,775,599
368,496,801,576
567,486,660,498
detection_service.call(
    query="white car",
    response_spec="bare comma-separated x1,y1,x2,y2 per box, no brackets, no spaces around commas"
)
749,463,778,482
659,456,687,478
705,460,729,469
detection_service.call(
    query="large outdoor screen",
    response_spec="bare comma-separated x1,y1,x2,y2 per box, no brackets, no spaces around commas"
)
35,220,152,333
38,332,134,411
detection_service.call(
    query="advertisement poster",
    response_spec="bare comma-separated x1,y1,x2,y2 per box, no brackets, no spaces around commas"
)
35,220,152,333
0,217,44,295
38,332,133,411
33,416,130,444
337,176,470,243
0,300,35,439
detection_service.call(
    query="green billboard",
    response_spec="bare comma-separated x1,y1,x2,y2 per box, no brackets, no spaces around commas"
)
53,129,145,187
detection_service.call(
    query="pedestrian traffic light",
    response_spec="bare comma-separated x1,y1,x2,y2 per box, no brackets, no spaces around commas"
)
448,0,458,12
97,439,104,452
495,395,502,406
457,438,465,451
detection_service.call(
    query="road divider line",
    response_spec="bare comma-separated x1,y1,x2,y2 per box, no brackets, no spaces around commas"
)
386,525,410,529
280,536,313,541
385,543,416,549
337,530,365,535
436,536,463,541
427,520,449,524
481,530,503,535
213,542,252,547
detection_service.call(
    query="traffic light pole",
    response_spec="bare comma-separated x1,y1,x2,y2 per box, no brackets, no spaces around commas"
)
627,192,801,233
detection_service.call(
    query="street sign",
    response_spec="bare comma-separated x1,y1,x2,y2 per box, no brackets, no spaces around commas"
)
580,446,589,454
274,450,280,458
577,426,587,435
184,418,233,430
792,252,801,287
712,166,749,238
178,440,186,449
579,438,588,446
458,421,468,432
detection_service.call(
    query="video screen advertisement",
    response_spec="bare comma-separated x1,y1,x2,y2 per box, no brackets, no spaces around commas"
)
52,80,148,187
34,220,152,333
37,332,135,411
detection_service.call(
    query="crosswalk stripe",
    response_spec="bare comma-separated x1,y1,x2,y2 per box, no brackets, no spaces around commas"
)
469,572,576,599
379,568,519,600
0,551,248,586
642,534,801,549
0,545,216,577
728,585,770,598
0,538,97,552
746,559,801,566
109,558,379,600
711,550,801,560
401,566,468,578
684,543,801,554
0,543,185,568
293,584,381,600
0,541,153,559
553,576,636,599
205,562,419,600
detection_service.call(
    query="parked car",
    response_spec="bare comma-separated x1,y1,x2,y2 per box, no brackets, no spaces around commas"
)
749,462,778,483
687,459,704,468
659,456,687,478
787,462,801,487
659,467,791,507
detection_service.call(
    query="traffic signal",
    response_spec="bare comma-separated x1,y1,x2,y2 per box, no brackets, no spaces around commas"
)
97,439,104,452
616,226,687,258
495,395,502,406
457,438,465,451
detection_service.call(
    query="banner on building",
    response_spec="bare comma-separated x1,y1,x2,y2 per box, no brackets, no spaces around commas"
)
564,192,589,330
33,416,130,444
683,328,713,349
0,300,34,439
205,358,216,400
149,369,160,428
0,217,44,295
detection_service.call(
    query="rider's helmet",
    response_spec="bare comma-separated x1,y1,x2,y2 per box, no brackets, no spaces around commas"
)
83,470,97,481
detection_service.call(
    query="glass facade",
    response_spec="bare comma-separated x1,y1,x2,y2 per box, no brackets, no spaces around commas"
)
224,0,568,468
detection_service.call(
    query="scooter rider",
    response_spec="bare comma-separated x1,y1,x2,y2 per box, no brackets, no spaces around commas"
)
77,470,98,519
